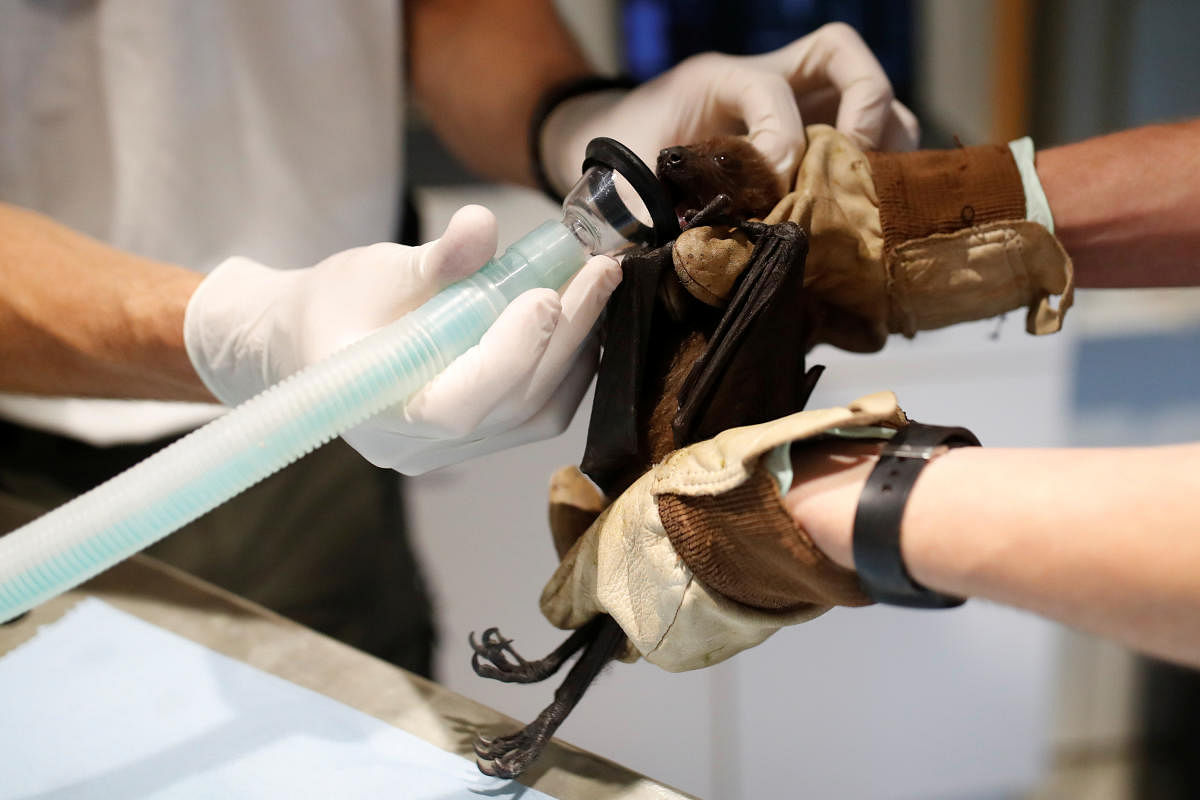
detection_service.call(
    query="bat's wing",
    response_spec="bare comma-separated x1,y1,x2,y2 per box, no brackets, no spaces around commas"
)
673,221,822,446
580,247,669,496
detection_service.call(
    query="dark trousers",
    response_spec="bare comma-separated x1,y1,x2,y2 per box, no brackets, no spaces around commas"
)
0,421,435,677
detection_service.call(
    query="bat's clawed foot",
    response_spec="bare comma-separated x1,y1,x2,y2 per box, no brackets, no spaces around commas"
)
473,715,554,779
469,616,627,778
469,627,543,683
469,619,602,684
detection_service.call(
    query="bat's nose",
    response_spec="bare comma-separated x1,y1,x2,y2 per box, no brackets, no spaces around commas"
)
658,146,688,172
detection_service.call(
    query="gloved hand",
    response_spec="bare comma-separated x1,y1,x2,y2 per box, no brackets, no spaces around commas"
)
539,23,920,197
540,392,906,672
184,205,621,474
671,125,1076,353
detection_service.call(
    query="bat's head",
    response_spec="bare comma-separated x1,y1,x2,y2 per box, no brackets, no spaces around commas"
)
656,136,783,227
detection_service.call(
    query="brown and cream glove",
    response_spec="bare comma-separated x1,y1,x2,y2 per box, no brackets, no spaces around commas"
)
540,392,907,672
672,125,1074,353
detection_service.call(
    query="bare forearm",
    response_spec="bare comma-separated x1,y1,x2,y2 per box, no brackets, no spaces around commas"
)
406,0,595,187
1038,119,1200,288
0,203,212,401
787,442,1200,667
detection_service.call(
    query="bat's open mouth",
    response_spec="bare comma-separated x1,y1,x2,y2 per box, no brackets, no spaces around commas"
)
657,176,704,228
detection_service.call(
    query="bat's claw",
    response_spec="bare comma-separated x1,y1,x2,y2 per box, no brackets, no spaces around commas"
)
469,627,574,684
473,728,524,759
469,627,542,682
476,749,539,781
473,721,549,779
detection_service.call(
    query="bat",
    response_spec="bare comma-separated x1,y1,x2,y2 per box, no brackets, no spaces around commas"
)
469,136,818,778
583,135,816,498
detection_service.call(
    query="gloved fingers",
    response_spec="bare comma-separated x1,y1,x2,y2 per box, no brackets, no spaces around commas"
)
791,85,842,126
760,22,896,152
794,89,920,152
398,288,561,439
356,271,607,474
531,255,619,398
832,79,895,154
485,337,599,445
473,255,620,429
515,334,600,441
714,66,806,182
403,204,499,302
385,345,600,476
339,257,616,473
879,99,921,151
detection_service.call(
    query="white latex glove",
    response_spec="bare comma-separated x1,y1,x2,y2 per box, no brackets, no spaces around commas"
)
184,205,621,474
540,22,920,196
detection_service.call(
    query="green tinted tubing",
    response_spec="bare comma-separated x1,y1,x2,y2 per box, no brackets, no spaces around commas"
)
0,218,589,621
477,220,588,299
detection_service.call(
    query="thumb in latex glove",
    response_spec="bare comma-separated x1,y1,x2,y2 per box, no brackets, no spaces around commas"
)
540,22,919,197
185,205,621,474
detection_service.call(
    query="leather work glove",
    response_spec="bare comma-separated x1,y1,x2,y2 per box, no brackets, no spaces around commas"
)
671,125,1075,353
539,23,920,198
184,205,621,475
540,392,907,672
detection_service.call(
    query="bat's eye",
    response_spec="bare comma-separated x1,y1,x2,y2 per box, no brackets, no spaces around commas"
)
713,153,736,169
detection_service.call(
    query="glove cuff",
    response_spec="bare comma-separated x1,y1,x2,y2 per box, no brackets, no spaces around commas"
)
1007,136,1054,232
658,462,871,611
652,391,906,497
183,255,292,407
865,140,1074,338
888,220,1075,337
866,142,1027,252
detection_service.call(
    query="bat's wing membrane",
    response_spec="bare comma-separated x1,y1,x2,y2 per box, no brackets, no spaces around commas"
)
673,222,821,446
580,249,669,496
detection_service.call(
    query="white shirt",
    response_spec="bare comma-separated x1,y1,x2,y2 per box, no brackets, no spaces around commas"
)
0,0,403,444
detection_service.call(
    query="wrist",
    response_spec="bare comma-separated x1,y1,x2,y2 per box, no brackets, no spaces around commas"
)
850,423,978,607
123,261,213,402
183,255,293,406
782,433,977,606
892,445,982,595
782,441,880,570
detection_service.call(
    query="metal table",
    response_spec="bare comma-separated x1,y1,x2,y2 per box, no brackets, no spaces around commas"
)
0,555,692,799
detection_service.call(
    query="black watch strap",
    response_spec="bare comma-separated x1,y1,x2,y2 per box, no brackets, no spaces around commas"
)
852,422,980,609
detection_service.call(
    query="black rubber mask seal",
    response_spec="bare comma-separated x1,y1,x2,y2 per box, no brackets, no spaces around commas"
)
582,137,681,249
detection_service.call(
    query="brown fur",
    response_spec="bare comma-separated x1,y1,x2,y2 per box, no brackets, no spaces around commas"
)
598,308,718,497
656,136,783,222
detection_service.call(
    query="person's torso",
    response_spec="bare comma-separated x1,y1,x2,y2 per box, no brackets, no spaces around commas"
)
0,0,404,443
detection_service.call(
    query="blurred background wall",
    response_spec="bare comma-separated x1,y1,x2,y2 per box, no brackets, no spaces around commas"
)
404,1,1200,797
